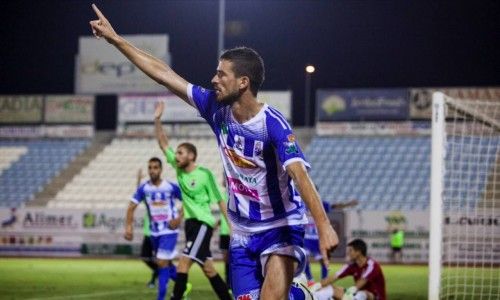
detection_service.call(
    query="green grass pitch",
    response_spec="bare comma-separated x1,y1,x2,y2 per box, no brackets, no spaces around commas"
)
0,258,429,299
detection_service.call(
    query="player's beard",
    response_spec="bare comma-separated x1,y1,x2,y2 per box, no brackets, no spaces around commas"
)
218,89,241,106
150,174,160,184
177,160,189,169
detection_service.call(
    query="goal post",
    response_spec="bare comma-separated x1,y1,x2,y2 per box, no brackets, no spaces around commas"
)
429,92,500,300
429,92,446,300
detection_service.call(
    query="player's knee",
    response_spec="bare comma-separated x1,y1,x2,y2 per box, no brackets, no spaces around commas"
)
176,257,191,273
156,259,169,268
202,262,217,277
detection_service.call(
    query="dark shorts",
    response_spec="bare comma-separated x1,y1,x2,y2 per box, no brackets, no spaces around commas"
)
141,235,154,258
392,246,402,252
219,234,230,250
182,219,213,264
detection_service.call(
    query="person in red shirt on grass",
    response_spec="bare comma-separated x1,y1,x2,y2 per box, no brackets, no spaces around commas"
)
313,239,386,300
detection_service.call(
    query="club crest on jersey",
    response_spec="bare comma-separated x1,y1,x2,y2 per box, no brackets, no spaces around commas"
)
284,134,298,154
190,180,196,187
253,140,264,160
234,135,244,151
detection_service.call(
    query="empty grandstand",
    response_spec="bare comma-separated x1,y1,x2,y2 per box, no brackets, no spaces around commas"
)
46,137,223,209
0,139,90,208
308,136,431,211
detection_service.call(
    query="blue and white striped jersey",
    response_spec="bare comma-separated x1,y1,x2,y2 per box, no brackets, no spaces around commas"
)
131,179,182,236
188,84,309,233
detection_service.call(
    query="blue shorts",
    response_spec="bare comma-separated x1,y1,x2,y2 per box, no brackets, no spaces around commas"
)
304,238,322,260
229,225,306,299
151,233,178,260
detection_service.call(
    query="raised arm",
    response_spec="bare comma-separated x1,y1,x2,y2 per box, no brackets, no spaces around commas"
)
286,162,339,267
154,101,169,152
89,4,190,102
136,168,144,188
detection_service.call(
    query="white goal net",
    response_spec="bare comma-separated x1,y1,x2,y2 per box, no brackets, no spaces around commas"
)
429,93,500,299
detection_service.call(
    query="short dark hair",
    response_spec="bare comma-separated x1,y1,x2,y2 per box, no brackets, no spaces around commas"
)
348,239,367,256
178,142,197,161
220,46,265,96
149,157,162,168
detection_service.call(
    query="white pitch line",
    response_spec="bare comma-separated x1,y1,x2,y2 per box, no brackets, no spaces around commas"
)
25,289,150,300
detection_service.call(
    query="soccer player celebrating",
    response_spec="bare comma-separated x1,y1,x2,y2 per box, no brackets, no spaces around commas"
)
313,239,386,300
125,158,183,300
154,102,231,300
90,5,338,299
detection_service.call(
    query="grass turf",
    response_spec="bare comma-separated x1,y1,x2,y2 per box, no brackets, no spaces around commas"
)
0,258,429,299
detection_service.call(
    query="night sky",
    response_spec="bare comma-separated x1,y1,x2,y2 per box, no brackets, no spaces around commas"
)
1,0,499,125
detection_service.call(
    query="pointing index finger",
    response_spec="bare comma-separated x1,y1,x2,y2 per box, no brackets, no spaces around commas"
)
92,3,106,20
321,248,330,269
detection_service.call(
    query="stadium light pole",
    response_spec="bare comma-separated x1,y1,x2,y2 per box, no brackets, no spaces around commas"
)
305,65,315,127
217,0,226,57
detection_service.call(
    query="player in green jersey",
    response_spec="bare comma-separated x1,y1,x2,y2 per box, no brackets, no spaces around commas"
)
154,101,231,300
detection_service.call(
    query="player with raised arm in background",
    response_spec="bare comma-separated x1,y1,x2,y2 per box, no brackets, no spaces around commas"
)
154,102,231,300
125,158,183,300
313,239,386,300
90,5,338,299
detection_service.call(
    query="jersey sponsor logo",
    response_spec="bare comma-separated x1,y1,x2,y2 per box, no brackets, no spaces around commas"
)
228,177,259,201
237,173,258,186
150,201,166,207
224,147,258,169
284,134,299,154
151,215,169,222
